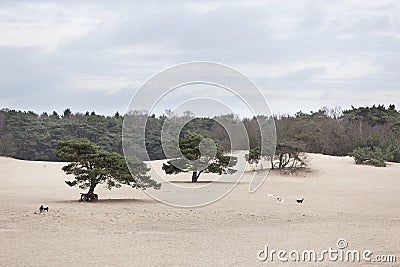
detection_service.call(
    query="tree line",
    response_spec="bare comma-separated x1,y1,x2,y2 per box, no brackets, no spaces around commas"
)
1,104,400,166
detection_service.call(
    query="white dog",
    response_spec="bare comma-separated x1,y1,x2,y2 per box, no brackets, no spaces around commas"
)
276,197,285,204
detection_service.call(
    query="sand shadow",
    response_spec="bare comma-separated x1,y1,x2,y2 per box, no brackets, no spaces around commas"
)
244,169,271,174
53,198,157,204
97,198,156,204
165,180,245,185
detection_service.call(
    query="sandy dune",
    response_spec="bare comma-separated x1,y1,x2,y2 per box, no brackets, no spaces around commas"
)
0,154,399,266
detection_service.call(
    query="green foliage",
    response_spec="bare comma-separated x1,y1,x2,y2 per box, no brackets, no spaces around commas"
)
343,104,396,126
245,147,262,165
350,147,371,164
349,146,386,167
246,140,307,170
56,138,160,196
2,104,400,169
0,109,124,161
294,111,312,120
384,138,400,162
162,132,237,182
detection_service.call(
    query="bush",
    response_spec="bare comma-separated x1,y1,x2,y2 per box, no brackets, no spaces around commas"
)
350,147,370,164
350,146,386,167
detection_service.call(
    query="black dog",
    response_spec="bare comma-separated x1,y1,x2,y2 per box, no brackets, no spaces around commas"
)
39,205,49,212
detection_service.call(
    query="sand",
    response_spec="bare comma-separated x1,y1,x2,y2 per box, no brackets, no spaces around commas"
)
0,154,399,266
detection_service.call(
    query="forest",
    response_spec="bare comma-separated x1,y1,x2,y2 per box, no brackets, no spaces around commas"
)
1,104,400,166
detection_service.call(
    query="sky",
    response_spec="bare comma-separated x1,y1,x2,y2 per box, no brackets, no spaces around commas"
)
0,0,399,116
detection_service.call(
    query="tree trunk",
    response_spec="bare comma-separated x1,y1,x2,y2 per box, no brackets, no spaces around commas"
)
192,171,198,183
279,154,283,169
87,183,96,195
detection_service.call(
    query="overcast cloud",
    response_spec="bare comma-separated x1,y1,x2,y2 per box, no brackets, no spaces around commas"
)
0,0,399,116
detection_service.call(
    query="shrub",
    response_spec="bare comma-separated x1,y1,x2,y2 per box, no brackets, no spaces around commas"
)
350,146,386,167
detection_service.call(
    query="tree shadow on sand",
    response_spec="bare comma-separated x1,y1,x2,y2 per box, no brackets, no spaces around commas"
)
165,180,248,185
54,198,157,204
